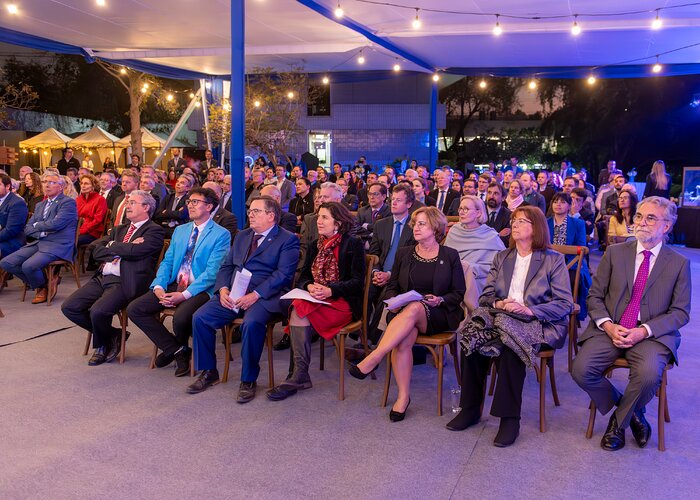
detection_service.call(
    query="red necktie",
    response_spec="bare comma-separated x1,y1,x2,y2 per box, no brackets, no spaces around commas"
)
619,250,652,329
115,194,130,225
372,210,378,221
122,224,137,243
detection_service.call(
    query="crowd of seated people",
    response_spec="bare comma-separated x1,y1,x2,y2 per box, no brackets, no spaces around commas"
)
0,155,690,453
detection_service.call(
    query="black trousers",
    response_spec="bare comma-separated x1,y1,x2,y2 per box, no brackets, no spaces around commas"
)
61,274,127,349
460,347,526,419
126,283,210,356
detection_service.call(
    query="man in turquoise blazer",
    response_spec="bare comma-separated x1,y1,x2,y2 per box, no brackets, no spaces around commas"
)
127,187,231,376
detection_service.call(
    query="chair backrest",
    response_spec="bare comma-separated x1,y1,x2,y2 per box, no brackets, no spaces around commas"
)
551,244,588,303
71,218,84,259
157,239,171,267
362,254,379,332
446,216,459,224
102,209,112,235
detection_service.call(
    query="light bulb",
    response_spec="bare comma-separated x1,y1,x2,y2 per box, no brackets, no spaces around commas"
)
493,15,502,36
587,76,597,85
652,12,662,30
393,63,401,72
119,67,127,74
254,100,261,107
195,101,201,108
189,92,195,98
432,73,440,82
334,3,343,18
322,76,329,84
96,0,106,6
528,80,537,90
358,54,365,64
140,87,147,93
571,17,581,36
412,9,421,29
6,4,18,14
166,94,173,101
287,91,295,99
652,63,662,73
479,80,487,89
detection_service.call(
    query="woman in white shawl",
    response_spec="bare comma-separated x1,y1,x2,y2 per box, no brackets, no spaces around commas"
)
505,178,524,211
444,195,505,292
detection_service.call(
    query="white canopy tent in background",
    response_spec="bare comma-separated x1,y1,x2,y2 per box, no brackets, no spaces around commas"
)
18,127,71,169
116,126,189,166
68,125,122,170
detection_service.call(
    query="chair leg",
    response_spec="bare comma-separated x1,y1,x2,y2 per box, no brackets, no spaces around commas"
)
338,334,345,401
119,310,128,364
319,337,325,371
21,283,27,302
539,356,547,433
449,339,460,387
149,345,158,369
567,316,575,373
548,357,561,406
359,326,376,381
266,323,275,388
437,346,445,416
586,400,597,439
381,351,392,407
488,361,497,396
46,265,57,306
223,325,232,383
83,331,92,356
72,263,81,288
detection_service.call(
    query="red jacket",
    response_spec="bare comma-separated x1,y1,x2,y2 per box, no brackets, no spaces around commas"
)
77,191,108,238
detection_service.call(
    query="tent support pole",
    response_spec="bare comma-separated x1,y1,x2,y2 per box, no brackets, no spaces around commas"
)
230,0,245,229
429,79,438,171
151,88,202,170
200,79,213,152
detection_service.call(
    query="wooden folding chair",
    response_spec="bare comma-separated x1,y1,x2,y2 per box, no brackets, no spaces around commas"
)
222,317,281,388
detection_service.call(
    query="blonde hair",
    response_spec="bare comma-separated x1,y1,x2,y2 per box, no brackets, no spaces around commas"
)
651,160,668,190
410,206,448,242
459,195,488,224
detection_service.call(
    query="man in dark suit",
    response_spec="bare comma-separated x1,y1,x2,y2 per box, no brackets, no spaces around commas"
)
56,147,81,175
356,182,390,242
0,173,28,260
0,173,77,304
111,170,140,228
202,181,238,242
357,172,378,208
485,182,512,247
429,170,459,215
61,191,165,365
127,187,231,377
153,174,193,237
220,175,233,212
272,165,296,211
99,172,122,212
337,177,358,211
572,197,691,451
202,149,218,171
188,196,300,403
167,148,186,174
521,172,547,214
142,166,168,211
366,184,416,343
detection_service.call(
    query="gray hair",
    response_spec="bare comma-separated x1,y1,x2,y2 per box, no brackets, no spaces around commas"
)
140,175,155,189
202,181,223,198
459,195,488,224
637,196,678,229
260,184,282,203
42,172,65,186
100,172,116,184
320,181,343,201
130,190,157,217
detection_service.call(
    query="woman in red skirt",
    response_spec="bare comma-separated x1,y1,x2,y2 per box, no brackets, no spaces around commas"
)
267,201,366,401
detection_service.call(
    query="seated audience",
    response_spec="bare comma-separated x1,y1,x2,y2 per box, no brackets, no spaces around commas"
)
572,197,690,451
267,202,365,401
484,182,512,246
505,178,525,211
0,173,78,304
0,173,28,260
357,172,378,207
127,187,231,377
289,177,315,225
521,172,546,213
201,181,238,242
448,206,573,447
356,182,390,242
98,172,122,212
608,190,637,244
62,191,165,365
188,196,299,403
153,174,193,237
62,175,79,199
337,178,358,211
429,170,459,214
444,195,505,292
258,184,298,233
18,172,43,213
77,173,108,247
111,170,140,228
349,207,466,421
570,187,595,236
411,177,436,207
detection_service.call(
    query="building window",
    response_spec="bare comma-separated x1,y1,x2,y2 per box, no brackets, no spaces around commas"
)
308,85,330,116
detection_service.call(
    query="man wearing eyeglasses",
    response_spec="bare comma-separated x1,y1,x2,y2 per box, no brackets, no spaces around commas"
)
62,191,165,365
0,173,77,304
572,196,691,452
127,187,231,377
356,182,390,243
187,196,299,403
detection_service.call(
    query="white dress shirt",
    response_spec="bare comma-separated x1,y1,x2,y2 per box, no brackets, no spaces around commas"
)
102,219,149,277
507,252,532,305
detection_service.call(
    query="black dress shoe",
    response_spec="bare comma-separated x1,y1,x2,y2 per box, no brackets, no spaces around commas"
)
174,348,191,377
493,417,520,447
389,398,411,422
88,348,107,366
601,413,625,451
186,369,220,394
273,333,291,351
237,381,257,404
446,409,481,431
630,409,651,448
266,382,298,401
155,351,175,368
105,331,130,363
347,361,378,380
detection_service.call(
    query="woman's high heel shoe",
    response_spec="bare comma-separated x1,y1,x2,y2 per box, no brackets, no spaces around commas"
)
348,361,377,380
389,398,411,422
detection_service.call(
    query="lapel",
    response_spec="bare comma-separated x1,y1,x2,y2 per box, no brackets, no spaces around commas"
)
566,216,575,246
643,244,668,293
398,217,413,246
193,220,214,254
502,248,517,293
523,250,544,293
624,241,637,295
337,233,350,269
249,225,279,260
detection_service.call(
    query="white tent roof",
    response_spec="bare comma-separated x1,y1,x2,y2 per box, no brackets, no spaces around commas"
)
116,127,168,148
68,126,120,148
18,127,72,149
2,1,699,76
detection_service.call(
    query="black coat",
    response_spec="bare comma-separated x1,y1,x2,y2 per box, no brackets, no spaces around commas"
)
429,188,459,214
486,206,512,247
297,233,366,321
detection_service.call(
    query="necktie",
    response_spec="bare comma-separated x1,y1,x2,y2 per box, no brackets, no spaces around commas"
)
222,192,230,209
372,210,379,222
42,199,52,219
122,224,137,243
383,221,402,272
480,192,485,201
172,196,181,211
488,210,496,225
115,195,130,225
619,250,652,329
437,191,446,210
176,226,200,292
245,233,263,262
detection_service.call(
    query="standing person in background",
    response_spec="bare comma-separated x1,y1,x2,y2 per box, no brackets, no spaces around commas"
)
57,147,81,175
167,148,186,174
643,160,672,200
274,165,296,211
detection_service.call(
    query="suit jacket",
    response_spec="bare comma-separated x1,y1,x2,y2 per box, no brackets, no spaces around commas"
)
298,233,366,320
153,192,189,230
151,220,231,297
342,194,359,211
24,193,78,261
276,178,296,211
289,193,314,219
111,192,132,227
447,197,461,217
91,220,165,300
214,225,299,314
486,206,512,247
151,183,169,212
0,193,28,257
480,248,573,349
429,188,459,214
385,245,466,331
57,157,81,175
579,241,691,362
357,187,369,208
523,191,547,213
103,185,122,212
202,159,218,170
356,204,390,239
369,216,416,272
298,213,319,270
211,207,239,243
221,191,233,213
279,211,298,233
547,216,586,248
167,157,186,173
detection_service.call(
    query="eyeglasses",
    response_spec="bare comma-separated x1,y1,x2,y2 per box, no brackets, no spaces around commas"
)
41,181,58,185
458,206,476,213
633,213,664,225
125,200,147,206
511,218,533,227
368,191,384,197
247,208,271,216
186,199,210,207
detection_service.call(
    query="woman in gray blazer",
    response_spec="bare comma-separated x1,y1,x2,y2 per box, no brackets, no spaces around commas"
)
447,206,573,447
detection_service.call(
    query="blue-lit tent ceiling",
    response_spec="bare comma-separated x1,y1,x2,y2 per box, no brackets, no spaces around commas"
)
0,0,699,79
